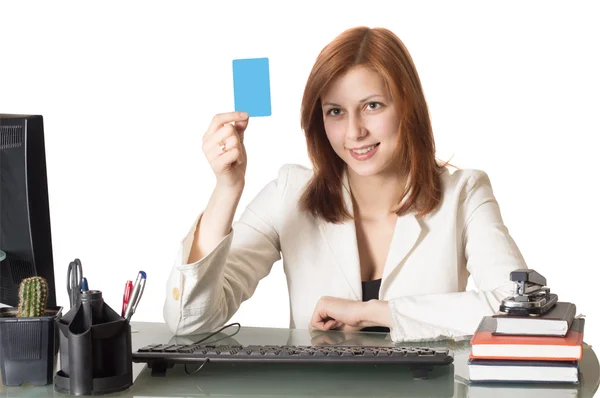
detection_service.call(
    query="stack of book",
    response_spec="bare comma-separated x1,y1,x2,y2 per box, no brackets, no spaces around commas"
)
468,302,584,384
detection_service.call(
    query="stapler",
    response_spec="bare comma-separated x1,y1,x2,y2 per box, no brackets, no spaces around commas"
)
499,269,558,316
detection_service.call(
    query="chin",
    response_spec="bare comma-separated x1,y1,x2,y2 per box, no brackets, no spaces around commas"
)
345,161,385,177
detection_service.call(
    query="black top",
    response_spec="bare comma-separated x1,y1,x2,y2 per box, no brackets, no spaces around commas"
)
360,278,391,333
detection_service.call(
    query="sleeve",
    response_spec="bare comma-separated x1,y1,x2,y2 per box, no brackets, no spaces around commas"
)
387,170,528,343
162,165,292,335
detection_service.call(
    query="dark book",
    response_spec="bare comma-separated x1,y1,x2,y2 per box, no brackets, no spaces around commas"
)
470,317,585,361
492,302,576,337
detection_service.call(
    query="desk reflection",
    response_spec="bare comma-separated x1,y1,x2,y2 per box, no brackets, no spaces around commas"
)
132,327,459,398
0,323,597,398
132,359,455,398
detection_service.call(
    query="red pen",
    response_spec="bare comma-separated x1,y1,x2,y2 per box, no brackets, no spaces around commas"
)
122,280,133,317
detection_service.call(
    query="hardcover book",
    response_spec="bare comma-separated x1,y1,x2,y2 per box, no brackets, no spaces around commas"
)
492,302,576,337
470,317,584,361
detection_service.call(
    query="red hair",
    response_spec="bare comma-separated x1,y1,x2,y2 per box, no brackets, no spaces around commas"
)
299,26,449,223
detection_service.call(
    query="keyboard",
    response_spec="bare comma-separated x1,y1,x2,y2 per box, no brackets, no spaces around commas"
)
133,343,454,379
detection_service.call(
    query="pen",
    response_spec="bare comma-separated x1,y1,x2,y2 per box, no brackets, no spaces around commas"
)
81,277,89,292
121,280,133,317
124,271,146,321
129,272,146,320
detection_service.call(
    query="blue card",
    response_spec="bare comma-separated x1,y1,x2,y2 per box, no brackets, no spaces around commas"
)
232,57,272,117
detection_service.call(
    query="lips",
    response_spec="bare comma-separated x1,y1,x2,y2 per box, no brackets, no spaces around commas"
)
348,143,380,161
348,143,380,151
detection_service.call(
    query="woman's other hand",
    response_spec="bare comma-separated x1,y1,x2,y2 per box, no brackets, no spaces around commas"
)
309,296,392,332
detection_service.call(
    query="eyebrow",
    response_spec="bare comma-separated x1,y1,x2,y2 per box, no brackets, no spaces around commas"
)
322,94,384,107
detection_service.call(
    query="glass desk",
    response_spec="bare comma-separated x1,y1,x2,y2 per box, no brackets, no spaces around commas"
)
0,321,598,397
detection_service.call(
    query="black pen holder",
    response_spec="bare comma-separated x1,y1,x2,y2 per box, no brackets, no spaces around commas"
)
54,290,132,396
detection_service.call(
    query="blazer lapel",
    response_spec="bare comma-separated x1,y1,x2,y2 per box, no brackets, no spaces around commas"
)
318,171,362,300
380,212,422,296
318,169,424,300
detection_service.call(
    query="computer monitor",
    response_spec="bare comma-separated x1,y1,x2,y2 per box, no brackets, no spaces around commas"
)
0,114,57,307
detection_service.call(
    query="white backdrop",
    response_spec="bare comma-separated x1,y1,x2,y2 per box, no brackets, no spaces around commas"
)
1,1,599,345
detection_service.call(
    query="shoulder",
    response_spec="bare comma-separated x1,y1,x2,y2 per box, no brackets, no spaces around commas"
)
244,164,313,229
269,163,314,198
432,166,497,219
425,167,494,215
248,164,313,209
439,166,493,195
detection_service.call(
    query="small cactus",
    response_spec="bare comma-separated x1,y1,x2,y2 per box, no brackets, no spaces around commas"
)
17,276,49,317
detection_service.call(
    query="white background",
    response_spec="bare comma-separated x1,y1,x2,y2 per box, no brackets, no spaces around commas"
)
1,1,599,345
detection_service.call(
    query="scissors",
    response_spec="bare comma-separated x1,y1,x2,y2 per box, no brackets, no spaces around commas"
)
66,258,83,308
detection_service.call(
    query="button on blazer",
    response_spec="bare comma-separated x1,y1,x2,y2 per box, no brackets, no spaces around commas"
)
163,164,527,342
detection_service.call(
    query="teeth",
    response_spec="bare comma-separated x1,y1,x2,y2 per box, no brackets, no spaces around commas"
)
352,144,377,154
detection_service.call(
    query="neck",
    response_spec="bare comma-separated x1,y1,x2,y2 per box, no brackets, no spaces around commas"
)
346,167,406,221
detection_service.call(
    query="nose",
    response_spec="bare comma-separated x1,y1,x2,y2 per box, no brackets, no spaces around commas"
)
346,113,367,141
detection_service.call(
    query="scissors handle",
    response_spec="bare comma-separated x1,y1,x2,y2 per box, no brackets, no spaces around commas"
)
66,259,84,308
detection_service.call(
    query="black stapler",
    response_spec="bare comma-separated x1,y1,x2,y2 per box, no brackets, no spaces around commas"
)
499,269,558,316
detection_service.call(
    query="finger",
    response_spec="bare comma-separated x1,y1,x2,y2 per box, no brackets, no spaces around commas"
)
311,315,337,331
211,148,241,174
206,112,248,137
322,319,339,330
234,118,249,143
310,321,327,332
204,125,237,156
207,134,241,162
206,123,237,148
310,307,327,330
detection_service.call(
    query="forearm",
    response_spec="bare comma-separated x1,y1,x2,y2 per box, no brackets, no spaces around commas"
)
188,182,244,263
385,285,516,342
359,300,393,329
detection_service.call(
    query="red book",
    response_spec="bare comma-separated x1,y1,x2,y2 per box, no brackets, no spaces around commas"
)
470,316,584,361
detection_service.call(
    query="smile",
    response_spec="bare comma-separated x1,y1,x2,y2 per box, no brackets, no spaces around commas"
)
348,143,380,160
351,144,378,154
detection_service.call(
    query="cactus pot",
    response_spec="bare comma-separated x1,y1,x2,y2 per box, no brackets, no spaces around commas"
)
0,306,62,386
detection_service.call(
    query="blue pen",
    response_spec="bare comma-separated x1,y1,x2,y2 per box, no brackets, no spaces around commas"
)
130,272,146,318
81,277,89,292
124,271,146,321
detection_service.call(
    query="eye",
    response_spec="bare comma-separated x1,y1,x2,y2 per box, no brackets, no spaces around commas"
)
326,108,342,116
366,102,382,110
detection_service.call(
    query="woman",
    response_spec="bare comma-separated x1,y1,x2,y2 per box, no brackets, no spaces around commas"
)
163,26,528,342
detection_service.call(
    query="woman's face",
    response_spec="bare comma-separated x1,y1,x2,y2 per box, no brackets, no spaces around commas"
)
321,66,400,178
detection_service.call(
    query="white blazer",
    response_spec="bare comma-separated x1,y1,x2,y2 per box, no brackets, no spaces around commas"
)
163,164,528,342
